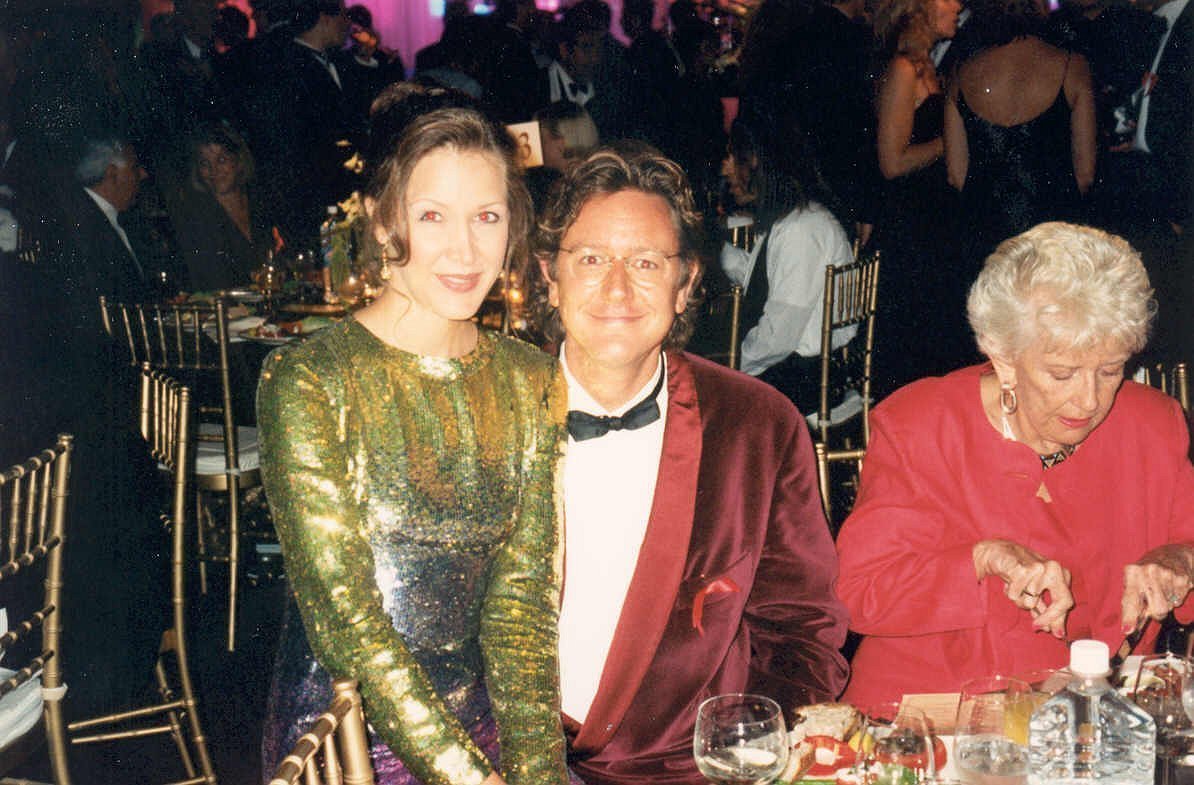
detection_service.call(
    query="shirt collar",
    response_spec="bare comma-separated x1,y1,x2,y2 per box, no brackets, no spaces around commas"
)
293,37,328,57
182,34,203,60
84,187,120,225
560,342,665,417
1158,0,1189,24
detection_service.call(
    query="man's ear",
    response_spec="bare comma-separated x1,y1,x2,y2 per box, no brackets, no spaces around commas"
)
538,255,560,308
673,258,702,316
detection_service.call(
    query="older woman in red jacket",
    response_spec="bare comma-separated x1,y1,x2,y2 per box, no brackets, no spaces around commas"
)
837,222,1194,705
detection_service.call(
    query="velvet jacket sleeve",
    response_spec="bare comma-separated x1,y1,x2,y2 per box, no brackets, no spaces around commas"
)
745,407,850,705
479,366,569,785
257,342,495,785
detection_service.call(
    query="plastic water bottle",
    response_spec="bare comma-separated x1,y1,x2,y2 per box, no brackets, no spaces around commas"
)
1028,639,1155,784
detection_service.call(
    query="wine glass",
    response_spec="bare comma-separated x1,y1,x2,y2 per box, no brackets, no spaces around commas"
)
854,701,936,784
1128,653,1194,785
954,676,1031,785
693,693,789,785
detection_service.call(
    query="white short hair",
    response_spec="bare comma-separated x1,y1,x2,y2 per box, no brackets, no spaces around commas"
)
74,137,129,186
967,222,1155,359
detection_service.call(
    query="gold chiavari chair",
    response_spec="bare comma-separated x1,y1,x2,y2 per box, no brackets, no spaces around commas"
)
98,296,260,651
0,435,73,785
1137,361,1190,412
697,217,754,370
268,680,374,785
809,251,881,448
67,368,216,784
814,442,866,533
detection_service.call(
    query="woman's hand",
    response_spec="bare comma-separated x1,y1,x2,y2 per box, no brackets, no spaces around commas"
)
483,772,508,785
973,539,1074,637
1122,544,1194,632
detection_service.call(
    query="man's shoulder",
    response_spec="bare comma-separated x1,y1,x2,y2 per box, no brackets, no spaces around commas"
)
679,352,805,429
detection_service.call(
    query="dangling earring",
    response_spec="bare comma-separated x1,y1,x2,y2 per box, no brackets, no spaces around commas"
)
1000,382,1018,415
379,248,398,282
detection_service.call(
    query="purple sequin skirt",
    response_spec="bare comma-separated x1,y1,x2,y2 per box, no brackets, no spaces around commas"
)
261,595,501,785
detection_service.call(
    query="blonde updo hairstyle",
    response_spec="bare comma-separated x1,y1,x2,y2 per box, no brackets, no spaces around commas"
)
967,222,1156,361
873,0,937,67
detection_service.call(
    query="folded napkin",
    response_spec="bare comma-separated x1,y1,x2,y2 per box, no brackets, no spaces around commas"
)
220,316,266,343
0,668,43,751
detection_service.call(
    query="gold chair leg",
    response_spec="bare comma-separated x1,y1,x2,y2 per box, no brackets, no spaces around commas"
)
44,696,72,785
227,476,240,653
154,656,198,780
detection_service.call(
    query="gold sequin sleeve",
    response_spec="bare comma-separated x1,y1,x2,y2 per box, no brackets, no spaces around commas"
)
479,358,569,785
257,342,493,785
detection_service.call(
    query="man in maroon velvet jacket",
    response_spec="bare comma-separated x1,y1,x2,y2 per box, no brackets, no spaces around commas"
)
533,143,849,785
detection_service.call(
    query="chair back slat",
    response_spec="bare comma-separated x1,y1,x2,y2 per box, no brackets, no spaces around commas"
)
269,680,375,785
817,252,881,446
1139,361,1191,413
0,433,73,782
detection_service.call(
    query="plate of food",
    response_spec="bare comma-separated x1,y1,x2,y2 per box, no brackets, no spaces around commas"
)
782,702,951,784
239,316,333,344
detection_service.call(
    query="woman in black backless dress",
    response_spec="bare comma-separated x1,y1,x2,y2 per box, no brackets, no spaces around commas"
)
945,0,1096,267
872,0,967,397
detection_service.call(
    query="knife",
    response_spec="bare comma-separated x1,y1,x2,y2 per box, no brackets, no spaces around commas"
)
1109,618,1152,671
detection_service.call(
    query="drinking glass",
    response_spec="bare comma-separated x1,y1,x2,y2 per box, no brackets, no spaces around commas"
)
854,701,936,784
693,693,789,785
1127,653,1194,785
954,676,1031,785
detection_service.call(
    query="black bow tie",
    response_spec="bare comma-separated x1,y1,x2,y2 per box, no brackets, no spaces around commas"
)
567,371,664,442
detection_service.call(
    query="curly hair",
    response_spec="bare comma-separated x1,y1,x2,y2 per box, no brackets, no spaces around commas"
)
364,105,532,282
531,142,705,349
967,222,1156,359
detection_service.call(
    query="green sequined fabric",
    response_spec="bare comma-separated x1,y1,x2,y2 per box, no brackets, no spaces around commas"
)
257,318,568,785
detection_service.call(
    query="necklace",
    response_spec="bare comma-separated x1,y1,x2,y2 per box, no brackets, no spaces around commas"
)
1001,413,1076,469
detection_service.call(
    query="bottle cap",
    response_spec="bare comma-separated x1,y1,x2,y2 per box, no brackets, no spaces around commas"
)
1069,639,1111,676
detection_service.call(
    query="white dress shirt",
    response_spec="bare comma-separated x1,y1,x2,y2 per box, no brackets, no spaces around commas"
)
1134,0,1190,152
557,344,666,724
548,60,594,106
84,187,142,276
720,201,856,376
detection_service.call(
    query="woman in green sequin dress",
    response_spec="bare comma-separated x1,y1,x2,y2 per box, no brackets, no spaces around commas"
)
257,106,569,785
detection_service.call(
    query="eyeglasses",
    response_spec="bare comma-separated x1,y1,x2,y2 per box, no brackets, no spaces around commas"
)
559,246,682,283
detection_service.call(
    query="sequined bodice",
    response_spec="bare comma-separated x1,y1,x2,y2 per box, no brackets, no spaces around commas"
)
258,318,568,785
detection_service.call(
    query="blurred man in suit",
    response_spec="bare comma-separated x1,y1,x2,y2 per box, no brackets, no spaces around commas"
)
6,134,165,718
1100,0,1193,359
534,144,849,785
244,0,357,247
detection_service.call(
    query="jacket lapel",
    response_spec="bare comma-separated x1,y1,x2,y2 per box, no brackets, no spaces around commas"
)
572,351,702,752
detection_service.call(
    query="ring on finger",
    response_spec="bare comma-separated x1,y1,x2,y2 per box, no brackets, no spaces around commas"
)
1169,593,1183,606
